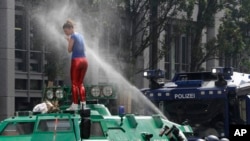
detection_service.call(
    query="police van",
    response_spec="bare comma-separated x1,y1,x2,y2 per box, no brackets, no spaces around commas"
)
141,67,250,140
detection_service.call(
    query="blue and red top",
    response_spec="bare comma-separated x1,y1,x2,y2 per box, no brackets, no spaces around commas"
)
70,32,86,59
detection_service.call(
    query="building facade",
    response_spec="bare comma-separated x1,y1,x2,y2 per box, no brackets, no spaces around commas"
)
0,0,15,120
147,7,224,81
0,0,48,120
14,0,48,111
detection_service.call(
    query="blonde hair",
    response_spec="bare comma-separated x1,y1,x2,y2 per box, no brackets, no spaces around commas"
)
63,19,75,29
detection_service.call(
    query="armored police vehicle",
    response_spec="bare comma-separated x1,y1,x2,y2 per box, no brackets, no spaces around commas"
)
0,84,193,141
141,67,249,140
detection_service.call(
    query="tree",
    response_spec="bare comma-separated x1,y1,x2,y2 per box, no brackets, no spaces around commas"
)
181,0,224,71
217,0,250,72
120,0,186,82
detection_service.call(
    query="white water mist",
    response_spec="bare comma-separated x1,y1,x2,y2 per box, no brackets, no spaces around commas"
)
32,0,166,118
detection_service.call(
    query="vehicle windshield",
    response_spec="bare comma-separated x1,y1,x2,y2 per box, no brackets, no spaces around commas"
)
164,99,225,137
37,119,71,132
90,121,104,137
0,122,34,136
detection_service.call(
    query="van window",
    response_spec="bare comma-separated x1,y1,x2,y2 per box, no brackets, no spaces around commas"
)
90,122,104,136
1,122,34,136
38,119,71,132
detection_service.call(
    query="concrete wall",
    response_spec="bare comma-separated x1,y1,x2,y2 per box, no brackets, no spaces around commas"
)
0,0,15,120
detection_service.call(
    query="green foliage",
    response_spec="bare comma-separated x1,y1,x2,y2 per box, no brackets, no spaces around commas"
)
217,19,245,56
181,0,225,71
122,0,186,63
217,0,250,71
241,0,250,23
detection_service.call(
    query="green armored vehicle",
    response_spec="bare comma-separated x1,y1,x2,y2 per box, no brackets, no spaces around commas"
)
0,84,193,141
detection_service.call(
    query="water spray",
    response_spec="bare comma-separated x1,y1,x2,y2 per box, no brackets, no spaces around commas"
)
32,0,167,119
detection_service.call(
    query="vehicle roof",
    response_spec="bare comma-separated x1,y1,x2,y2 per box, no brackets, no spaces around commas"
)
172,71,218,81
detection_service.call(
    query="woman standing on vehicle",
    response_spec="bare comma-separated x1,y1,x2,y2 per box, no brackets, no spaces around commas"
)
63,20,88,110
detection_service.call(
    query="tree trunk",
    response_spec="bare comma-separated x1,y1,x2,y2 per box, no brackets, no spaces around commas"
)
149,0,159,69
190,25,203,71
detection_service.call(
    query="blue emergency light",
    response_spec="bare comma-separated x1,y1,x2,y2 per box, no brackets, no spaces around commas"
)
118,105,125,116
212,67,233,76
143,69,165,79
119,105,125,126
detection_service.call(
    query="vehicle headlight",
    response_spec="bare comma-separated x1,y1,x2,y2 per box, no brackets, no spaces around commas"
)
55,89,64,99
103,86,113,97
91,87,101,97
46,89,53,99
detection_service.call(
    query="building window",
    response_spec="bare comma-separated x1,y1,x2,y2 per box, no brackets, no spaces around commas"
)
181,36,188,72
30,80,42,90
15,14,25,50
15,97,31,111
164,24,171,80
164,45,171,79
15,79,27,90
30,51,42,72
15,50,27,71
174,36,180,72
30,63,41,72
30,63,40,72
